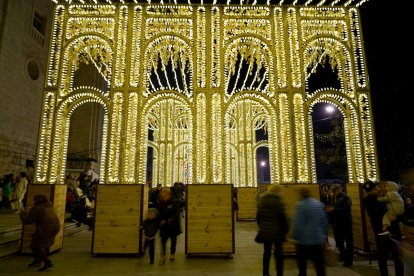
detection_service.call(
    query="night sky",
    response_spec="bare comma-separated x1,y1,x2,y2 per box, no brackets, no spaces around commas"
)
359,1,412,180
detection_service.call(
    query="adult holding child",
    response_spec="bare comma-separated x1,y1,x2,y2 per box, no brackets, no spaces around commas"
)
362,181,404,276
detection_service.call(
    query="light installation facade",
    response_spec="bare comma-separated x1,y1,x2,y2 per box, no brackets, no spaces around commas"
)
36,1,378,186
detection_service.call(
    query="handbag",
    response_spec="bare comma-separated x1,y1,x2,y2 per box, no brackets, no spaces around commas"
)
254,231,265,243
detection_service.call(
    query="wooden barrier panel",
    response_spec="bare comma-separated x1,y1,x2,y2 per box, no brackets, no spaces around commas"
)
236,187,258,220
92,184,147,255
186,184,234,255
20,184,67,254
279,184,321,253
346,183,368,251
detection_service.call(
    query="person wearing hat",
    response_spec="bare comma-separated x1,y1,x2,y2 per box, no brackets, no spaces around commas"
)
362,181,404,276
325,184,353,266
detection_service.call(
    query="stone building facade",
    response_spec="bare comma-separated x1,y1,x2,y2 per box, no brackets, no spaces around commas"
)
0,0,53,180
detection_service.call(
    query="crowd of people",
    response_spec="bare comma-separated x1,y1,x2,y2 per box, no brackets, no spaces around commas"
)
64,171,98,228
255,181,414,276
3,171,414,274
0,172,29,213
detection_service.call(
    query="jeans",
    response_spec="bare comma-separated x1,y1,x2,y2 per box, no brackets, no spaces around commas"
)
376,236,404,276
161,235,177,256
296,244,325,276
334,225,354,264
263,241,283,276
143,238,155,261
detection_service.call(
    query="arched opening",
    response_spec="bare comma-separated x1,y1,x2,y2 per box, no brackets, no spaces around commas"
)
225,98,272,187
307,59,341,92
65,56,109,183
311,102,348,184
256,146,270,184
145,98,192,187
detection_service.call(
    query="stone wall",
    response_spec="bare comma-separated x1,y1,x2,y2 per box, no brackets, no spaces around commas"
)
0,0,53,180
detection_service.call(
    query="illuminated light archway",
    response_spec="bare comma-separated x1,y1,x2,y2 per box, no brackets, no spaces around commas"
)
47,89,109,184
36,2,378,185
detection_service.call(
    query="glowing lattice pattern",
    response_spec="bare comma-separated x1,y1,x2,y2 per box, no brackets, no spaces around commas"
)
36,2,377,186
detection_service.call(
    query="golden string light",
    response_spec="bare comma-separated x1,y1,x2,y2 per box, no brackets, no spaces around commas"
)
37,2,377,186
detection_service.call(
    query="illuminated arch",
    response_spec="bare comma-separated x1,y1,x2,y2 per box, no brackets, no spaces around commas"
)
49,90,109,184
60,35,114,96
139,92,193,186
224,91,278,186
305,89,364,183
303,37,354,95
224,36,275,99
143,35,193,98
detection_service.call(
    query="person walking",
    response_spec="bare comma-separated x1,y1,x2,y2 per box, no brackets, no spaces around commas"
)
362,181,404,276
20,194,61,271
292,187,328,276
256,184,288,276
326,184,354,266
140,208,160,264
156,188,182,264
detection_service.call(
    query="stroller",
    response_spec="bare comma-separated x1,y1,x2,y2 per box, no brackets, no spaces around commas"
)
71,190,94,228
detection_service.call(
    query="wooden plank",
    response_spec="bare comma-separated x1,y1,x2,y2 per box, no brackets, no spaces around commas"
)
186,185,234,255
236,187,258,220
347,183,368,251
92,184,145,255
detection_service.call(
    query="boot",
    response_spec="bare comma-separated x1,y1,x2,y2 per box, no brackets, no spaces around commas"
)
27,258,42,267
38,260,53,271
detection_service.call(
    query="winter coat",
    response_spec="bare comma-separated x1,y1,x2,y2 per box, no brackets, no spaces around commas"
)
157,199,182,238
256,192,288,242
331,192,352,228
142,218,160,238
292,197,328,245
14,177,28,201
20,204,61,248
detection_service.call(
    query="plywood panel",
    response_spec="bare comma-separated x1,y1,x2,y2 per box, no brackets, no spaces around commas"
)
186,184,234,255
236,187,257,220
347,183,368,251
49,185,67,252
92,184,145,255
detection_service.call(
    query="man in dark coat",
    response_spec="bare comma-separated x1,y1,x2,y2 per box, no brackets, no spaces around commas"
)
256,185,288,276
326,184,354,266
362,181,404,276
20,194,61,271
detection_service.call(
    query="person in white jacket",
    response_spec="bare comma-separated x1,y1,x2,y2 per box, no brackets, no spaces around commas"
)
13,172,28,213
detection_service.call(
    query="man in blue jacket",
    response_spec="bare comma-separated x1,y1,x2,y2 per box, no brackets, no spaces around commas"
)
292,186,328,276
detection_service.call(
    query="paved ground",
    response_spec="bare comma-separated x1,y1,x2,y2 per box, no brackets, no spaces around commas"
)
0,221,398,276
